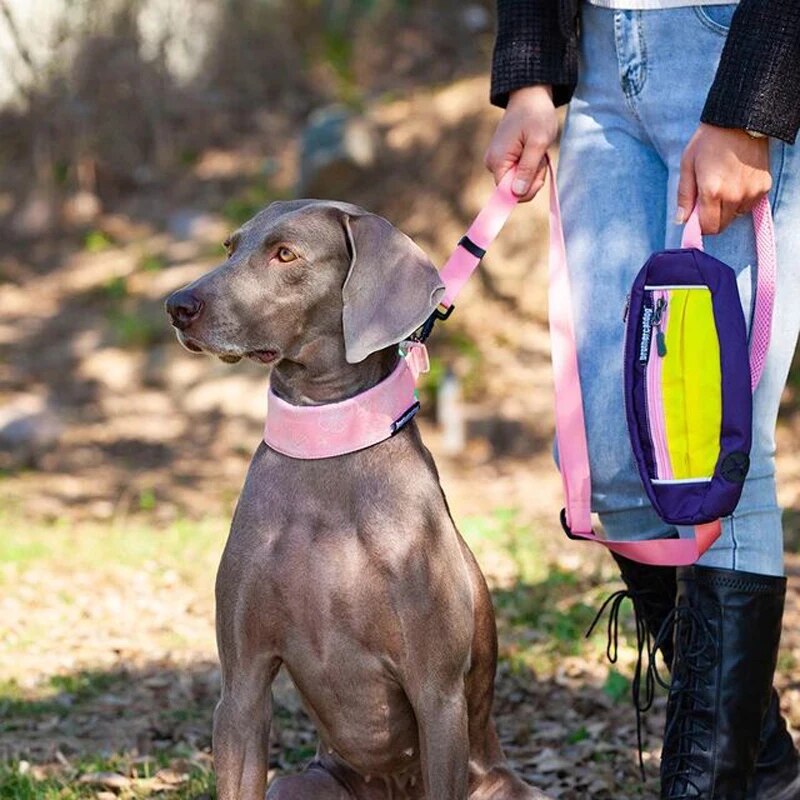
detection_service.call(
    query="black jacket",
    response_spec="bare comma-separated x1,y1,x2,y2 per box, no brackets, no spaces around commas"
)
491,0,800,144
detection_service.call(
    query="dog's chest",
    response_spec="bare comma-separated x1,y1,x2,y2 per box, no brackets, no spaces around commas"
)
282,648,422,780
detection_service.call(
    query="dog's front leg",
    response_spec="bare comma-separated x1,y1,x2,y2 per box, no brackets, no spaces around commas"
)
213,657,280,800
411,686,470,800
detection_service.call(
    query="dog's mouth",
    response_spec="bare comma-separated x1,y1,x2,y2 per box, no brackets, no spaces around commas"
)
181,337,204,353
246,350,279,364
176,332,278,365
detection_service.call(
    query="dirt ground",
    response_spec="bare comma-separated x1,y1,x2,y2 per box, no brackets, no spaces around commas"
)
2,77,800,799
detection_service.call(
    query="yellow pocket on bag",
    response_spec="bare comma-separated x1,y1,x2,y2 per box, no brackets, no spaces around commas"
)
658,287,722,480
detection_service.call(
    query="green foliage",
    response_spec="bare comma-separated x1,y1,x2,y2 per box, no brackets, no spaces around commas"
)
566,725,590,744
433,328,485,401
417,354,445,404
461,508,546,585
0,679,63,721
0,512,223,589
548,602,596,645
53,160,70,186
102,275,128,300
0,767,63,800
418,329,483,404
459,510,645,682
48,671,118,701
138,253,167,273
179,148,200,167
138,487,157,512
777,649,798,673
0,535,49,568
603,668,630,703
0,757,216,800
97,273,166,349
83,230,113,253
787,350,800,389
322,29,354,82
0,670,122,724
106,308,164,348
447,329,481,360
222,184,290,227
282,744,318,766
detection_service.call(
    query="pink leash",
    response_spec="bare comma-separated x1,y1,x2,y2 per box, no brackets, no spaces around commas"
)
438,170,520,309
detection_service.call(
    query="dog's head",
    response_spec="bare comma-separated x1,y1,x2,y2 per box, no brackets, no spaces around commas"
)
165,200,444,366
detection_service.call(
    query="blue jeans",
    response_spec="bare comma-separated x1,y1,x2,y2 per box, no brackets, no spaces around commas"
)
557,3,800,577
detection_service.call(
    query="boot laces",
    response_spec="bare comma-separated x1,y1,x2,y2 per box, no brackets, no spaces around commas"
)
586,587,662,779
658,603,718,799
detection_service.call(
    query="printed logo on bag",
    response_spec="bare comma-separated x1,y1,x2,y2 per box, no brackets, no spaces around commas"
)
639,306,653,363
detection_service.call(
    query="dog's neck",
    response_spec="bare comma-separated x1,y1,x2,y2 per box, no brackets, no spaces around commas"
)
269,340,398,407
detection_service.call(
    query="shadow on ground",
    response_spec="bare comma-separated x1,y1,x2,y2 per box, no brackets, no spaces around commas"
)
0,570,670,800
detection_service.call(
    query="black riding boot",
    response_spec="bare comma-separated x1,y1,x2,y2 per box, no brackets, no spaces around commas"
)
660,566,786,799
608,554,799,799
755,692,800,800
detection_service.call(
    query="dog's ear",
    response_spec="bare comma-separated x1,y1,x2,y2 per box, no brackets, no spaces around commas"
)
341,213,445,364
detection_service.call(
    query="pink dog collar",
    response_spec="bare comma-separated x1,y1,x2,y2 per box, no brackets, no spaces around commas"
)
263,342,429,459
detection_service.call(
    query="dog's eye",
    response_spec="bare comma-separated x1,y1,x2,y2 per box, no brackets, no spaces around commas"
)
276,246,297,263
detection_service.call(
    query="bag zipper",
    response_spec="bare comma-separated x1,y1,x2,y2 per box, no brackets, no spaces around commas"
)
645,290,673,479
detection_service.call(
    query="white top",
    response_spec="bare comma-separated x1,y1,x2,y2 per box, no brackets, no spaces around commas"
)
585,0,736,8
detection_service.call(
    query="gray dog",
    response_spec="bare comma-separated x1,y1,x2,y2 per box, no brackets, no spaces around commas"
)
165,200,549,800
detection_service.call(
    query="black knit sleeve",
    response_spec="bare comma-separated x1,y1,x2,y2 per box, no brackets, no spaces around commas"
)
490,0,578,109
701,0,800,144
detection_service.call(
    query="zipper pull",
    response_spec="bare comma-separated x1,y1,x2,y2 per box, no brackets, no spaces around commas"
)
652,297,665,325
653,297,667,357
623,293,631,322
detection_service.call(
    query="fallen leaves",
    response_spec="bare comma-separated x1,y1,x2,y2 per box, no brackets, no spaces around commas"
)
78,771,131,789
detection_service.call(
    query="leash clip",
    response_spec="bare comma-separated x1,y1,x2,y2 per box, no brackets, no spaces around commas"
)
415,303,454,343
559,508,583,541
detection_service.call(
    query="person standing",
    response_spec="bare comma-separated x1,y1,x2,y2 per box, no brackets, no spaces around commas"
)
485,1,800,797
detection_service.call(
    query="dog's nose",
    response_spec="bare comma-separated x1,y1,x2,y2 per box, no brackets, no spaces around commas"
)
166,289,204,330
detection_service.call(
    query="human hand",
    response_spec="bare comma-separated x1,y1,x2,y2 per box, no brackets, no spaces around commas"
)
484,85,559,202
677,123,771,234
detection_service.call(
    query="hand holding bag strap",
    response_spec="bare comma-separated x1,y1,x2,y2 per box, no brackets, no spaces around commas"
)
680,199,776,391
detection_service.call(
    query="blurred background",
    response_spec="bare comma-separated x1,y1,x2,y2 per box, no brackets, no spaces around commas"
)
1,1,799,798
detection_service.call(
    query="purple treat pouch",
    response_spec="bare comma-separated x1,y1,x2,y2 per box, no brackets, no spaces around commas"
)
623,200,776,527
